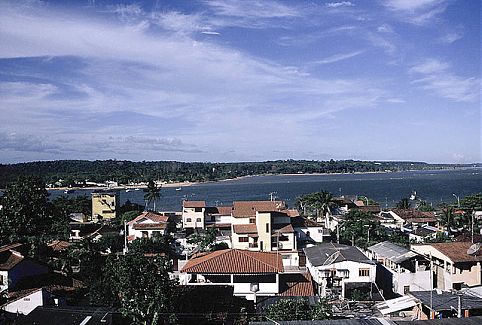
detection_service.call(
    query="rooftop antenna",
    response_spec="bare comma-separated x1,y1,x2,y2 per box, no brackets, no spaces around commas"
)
269,192,277,202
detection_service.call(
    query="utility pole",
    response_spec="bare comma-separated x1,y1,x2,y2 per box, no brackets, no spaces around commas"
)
457,292,462,318
472,211,475,244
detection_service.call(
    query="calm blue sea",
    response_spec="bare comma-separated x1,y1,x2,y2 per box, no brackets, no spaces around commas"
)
45,168,482,211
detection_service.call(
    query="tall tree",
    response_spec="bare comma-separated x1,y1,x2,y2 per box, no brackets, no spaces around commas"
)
0,176,67,246
114,253,176,324
144,179,161,211
295,191,334,220
396,198,411,209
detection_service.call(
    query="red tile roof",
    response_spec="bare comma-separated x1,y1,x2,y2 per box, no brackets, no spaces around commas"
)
282,209,300,218
0,243,23,254
233,224,258,234
181,249,283,274
232,201,286,218
183,201,206,208
127,211,169,225
429,242,482,263
47,240,71,252
273,224,294,234
279,273,315,297
132,222,167,230
216,206,233,215
0,251,25,271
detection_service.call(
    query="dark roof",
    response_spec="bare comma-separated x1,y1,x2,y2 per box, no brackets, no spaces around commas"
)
413,226,437,236
395,316,482,324
304,243,372,266
411,290,482,312
0,250,25,271
251,319,387,325
15,306,129,325
291,216,323,228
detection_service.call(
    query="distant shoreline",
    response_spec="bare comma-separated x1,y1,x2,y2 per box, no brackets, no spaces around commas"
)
0,166,476,193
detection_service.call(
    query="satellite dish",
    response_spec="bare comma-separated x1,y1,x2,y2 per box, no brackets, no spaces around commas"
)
467,243,481,255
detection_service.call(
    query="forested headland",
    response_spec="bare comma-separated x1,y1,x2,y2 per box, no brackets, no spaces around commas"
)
0,159,478,188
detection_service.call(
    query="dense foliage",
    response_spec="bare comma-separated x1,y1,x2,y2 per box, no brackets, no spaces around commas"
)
0,159,465,188
0,176,68,247
263,298,332,321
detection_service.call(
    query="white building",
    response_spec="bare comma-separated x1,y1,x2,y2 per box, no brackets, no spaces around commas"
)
126,211,170,242
180,249,284,301
366,241,431,296
182,201,206,229
304,243,376,299
0,244,49,293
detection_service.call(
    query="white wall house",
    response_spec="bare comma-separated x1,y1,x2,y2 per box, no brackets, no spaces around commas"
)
304,243,376,299
0,244,49,293
180,249,284,301
411,242,482,291
182,201,206,229
229,201,300,267
366,241,431,296
1,288,49,315
126,211,170,242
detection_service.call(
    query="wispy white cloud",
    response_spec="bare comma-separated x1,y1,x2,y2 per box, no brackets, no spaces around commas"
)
0,1,390,161
438,31,463,44
410,58,480,102
383,0,448,25
312,50,365,64
326,2,355,8
206,0,300,18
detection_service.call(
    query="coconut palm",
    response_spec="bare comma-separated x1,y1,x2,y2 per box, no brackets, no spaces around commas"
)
144,179,161,211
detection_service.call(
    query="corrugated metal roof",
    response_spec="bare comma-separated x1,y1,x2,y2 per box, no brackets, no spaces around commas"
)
304,243,372,267
367,241,419,264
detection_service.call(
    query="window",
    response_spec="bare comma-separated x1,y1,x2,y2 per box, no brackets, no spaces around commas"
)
239,237,249,242
195,208,202,212
142,231,148,238
359,268,370,277
249,218,255,224
186,218,192,222
196,218,202,222
318,229,323,233
266,223,269,233
404,286,410,294
0,274,3,284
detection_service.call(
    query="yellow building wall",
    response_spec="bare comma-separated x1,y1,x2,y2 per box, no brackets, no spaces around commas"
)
92,193,117,220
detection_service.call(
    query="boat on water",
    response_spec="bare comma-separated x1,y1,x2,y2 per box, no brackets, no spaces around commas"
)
134,188,140,191
409,191,417,200
175,187,182,191
125,189,131,193
64,189,75,194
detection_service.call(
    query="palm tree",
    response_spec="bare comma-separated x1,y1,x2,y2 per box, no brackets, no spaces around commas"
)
144,180,161,211
295,190,334,221
396,198,411,209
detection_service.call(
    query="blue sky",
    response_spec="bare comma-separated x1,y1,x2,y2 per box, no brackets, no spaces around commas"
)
0,0,480,163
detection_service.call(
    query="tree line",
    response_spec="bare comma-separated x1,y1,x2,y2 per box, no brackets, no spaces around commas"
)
0,159,470,188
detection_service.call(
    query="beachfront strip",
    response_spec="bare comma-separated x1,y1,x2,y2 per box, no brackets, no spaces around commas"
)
2,192,482,324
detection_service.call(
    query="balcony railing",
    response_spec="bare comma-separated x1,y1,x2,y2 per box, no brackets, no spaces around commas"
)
249,243,258,248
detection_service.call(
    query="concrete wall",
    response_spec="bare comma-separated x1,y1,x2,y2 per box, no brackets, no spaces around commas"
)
92,193,117,220
256,212,272,251
295,226,325,242
7,260,50,290
182,207,205,229
3,289,45,315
